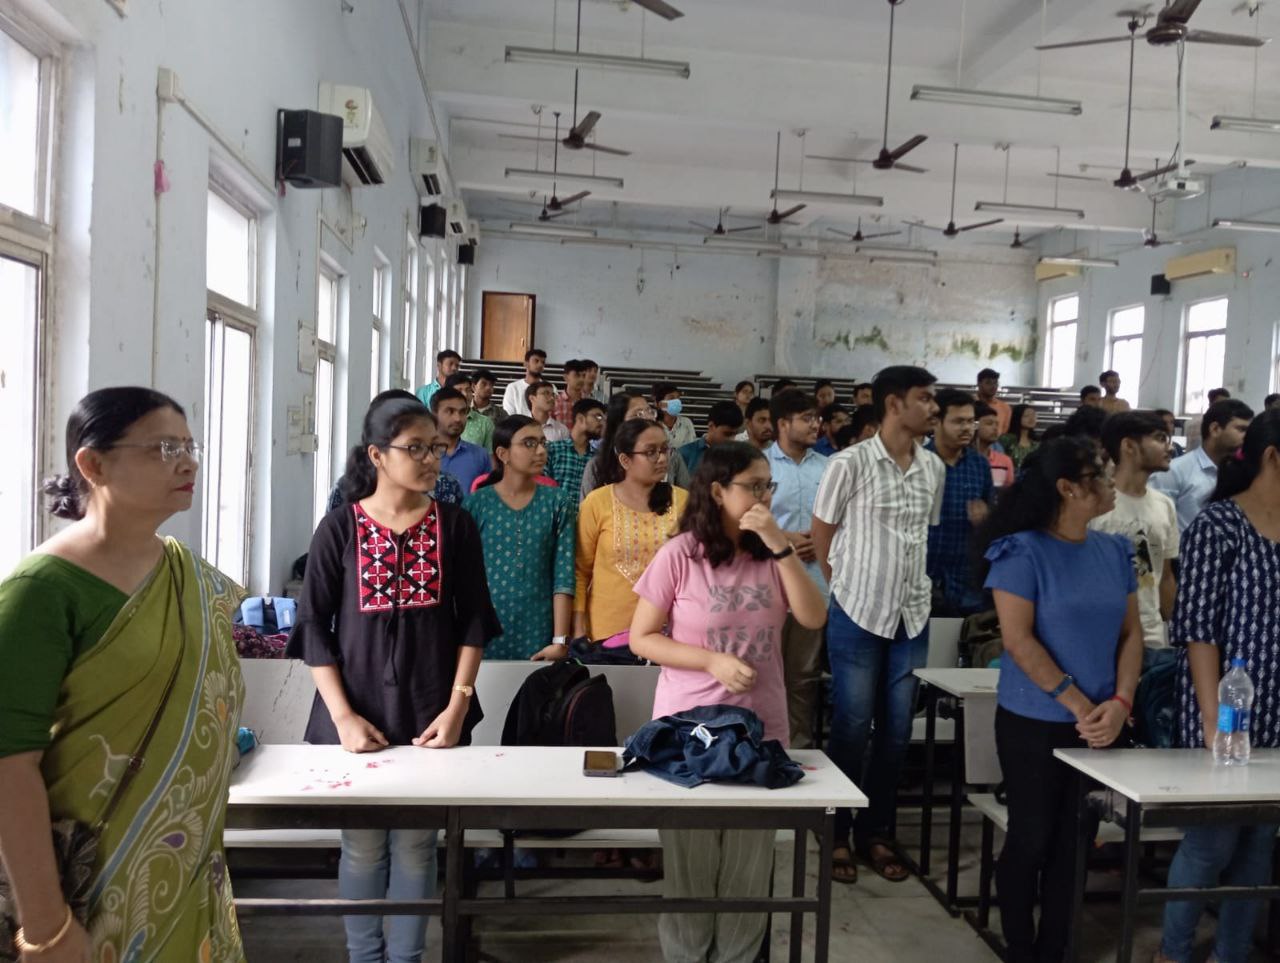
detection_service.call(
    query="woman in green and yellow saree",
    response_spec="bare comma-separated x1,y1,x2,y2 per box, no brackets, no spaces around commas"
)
0,387,245,963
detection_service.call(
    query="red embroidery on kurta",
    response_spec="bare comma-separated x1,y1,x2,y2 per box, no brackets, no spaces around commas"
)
353,504,442,613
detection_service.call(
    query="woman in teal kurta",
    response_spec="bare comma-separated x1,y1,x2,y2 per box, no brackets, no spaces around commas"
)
464,416,577,660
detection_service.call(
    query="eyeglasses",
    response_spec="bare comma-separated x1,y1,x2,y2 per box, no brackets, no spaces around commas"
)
790,413,821,424
387,442,450,461
109,440,203,463
628,445,672,460
629,407,658,421
515,437,550,451
730,480,779,499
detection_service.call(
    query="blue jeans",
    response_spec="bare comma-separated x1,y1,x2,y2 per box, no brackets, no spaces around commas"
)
1160,823,1278,963
339,828,439,963
824,599,928,850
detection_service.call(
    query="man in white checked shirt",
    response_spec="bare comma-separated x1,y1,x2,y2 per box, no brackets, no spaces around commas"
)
811,366,944,885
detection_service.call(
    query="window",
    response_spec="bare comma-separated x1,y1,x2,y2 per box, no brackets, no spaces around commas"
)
1182,297,1228,415
1107,305,1144,400
1046,294,1079,389
455,266,467,354
402,234,419,389
0,25,49,219
423,251,437,378
0,248,43,574
203,187,258,583
314,267,340,527
371,257,389,399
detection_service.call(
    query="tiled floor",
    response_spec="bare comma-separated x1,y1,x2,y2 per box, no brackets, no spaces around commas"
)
236,805,1266,962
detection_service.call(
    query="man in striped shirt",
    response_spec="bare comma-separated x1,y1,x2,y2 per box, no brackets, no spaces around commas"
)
812,365,944,884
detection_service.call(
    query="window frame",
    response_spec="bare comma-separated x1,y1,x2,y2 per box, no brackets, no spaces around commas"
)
0,12,57,225
402,232,419,389
314,260,342,527
371,252,390,398
1045,293,1080,389
1106,303,1145,399
1180,296,1229,416
205,184,259,311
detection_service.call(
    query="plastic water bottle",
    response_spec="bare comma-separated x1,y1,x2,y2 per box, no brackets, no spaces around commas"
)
1213,658,1254,766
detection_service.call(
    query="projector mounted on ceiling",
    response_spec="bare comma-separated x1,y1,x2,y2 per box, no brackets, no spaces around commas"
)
1149,175,1204,202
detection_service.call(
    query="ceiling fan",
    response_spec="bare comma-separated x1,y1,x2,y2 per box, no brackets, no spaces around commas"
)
627,0,684,19
535,112,591,214
827,218,902,242
1036,0,1267,50
1010,227,1025,249
1113,198,1195,250
910,144,1004,238
690,208,760,235
766,131,805,225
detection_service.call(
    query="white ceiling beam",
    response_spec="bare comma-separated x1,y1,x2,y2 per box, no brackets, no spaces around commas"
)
958,0,1108,92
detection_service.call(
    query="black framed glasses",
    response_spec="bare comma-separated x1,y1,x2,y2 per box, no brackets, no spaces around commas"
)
628,445,672,460
730,480,779,499
109,440,203,463
515,437,550,451
387,442,449,461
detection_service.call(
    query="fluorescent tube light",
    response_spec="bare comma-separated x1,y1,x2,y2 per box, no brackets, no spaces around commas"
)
771,189,884,208
508,222,597,238
505,167,624,189
559,236,635,247
506,46,691,79
856,244,939,257
1210,115,1280,134
703,237,785,253
1039,255,1118,268
975,201,1085,219
867,254,938,266
911,85,1082,116
1212,218,1280,233
770,249,824,259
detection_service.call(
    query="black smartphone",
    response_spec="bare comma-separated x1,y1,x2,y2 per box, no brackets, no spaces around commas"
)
582,750,620,777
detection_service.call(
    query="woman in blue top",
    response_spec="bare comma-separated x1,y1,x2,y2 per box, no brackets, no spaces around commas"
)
1157,410,1280,963
978,437,1143,963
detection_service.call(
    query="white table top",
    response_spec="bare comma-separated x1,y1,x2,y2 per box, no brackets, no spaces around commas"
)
1054,749,1280,804
914,668,1000,698
228,745,867,810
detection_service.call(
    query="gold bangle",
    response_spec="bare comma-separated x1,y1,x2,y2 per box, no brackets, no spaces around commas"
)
15,904,74,953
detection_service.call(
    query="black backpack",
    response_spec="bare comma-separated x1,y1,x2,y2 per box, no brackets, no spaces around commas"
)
501,662,618,748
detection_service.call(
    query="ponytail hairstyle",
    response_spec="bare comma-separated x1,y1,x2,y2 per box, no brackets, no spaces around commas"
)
339,395,434,503
600,417,674,515
1212,409,1280,502
590,389,646,473
679,442,772,567
43,386,186,520
477,415,537,490
972,436,1101,581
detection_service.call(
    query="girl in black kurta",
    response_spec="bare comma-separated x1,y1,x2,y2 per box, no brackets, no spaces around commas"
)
287,395,500,963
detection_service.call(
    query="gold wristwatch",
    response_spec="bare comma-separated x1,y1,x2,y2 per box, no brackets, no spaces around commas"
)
452,684,474,698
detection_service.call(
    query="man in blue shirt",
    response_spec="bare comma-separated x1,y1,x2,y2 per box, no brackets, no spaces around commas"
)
1151,399,1252,532
765,389,830,748
431,387,492,493
678,400,744,474
814,403,851,457
416,349,460,409
926,389,994,615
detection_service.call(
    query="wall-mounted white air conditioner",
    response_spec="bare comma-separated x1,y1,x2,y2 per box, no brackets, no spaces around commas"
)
1165,247,1235,282
320,83,394,186
409,138,446,197
446,198,469,236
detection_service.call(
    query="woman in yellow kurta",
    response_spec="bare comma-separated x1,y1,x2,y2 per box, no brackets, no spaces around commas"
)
574,418,688,648
0,387,245,963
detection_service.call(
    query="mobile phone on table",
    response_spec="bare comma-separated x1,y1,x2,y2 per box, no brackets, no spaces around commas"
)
582,750,621,777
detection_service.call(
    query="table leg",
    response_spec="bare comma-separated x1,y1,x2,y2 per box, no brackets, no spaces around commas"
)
919,684,938,876
815,809,834,963
790,825,806,963
443,808,465,963
1117,798,1142,963
945,702,966,910
976,816,994,929
1065,769,1090,963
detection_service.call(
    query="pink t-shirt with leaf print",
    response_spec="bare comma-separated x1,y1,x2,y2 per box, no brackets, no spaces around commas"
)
633,532,791,746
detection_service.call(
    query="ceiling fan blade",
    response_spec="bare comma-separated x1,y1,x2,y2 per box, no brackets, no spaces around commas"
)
725,225,762,233
862,229,903,239
630,0,684,21
1184,29,1268,47
826,228,857,240
558,190,591,206
1047,172,1110,182
578,142,632,157
887,135,927,162
911,223,947,233
894,163,929,174
499,134,552,144
1133,162,1179,182
690,221,716,231
571,111,602,141
775,204,806,220
1036,35,1130,50
1162,0,1204,23
959,218,1005,232
805,154,871,165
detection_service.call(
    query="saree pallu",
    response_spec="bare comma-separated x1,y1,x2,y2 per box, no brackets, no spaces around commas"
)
39,538,246,963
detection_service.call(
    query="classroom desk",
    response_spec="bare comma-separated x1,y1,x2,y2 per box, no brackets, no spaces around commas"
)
913,667,1000,914
227,744,866,963
1057,748,1280,963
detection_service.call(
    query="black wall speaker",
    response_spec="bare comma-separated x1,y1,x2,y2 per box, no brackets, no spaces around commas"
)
457,242,476,266
420,204,447,238
276,110,343,189
1151,274,1172,297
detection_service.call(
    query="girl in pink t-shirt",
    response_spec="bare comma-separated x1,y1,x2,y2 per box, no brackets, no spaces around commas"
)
630,442,827,963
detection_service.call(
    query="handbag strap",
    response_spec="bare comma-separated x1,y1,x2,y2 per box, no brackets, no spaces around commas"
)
90,553,189,833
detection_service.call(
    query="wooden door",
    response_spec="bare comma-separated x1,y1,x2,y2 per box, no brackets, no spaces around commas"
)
481,292,536,361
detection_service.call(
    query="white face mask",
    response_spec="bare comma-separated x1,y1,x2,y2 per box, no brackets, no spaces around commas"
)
662,399,683,417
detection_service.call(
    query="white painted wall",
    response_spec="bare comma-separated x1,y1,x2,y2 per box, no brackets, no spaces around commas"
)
1038,166,1280,412
19,0,461,591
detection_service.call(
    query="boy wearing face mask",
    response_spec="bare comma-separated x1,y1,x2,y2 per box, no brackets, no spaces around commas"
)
653,381,697,450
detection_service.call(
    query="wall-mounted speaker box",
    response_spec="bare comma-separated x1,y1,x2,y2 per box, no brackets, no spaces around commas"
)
420,204,447,238
276,109,343,189
1151,273,1172,296
457,242,476,266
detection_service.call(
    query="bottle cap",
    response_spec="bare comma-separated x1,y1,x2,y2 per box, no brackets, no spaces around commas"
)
1231,657,1246,668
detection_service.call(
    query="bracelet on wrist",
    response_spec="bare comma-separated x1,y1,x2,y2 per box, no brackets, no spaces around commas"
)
1047,674,1075,699
551,635,568,646
1110,694,1133,714
15,904,74,953
770,544,795,561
